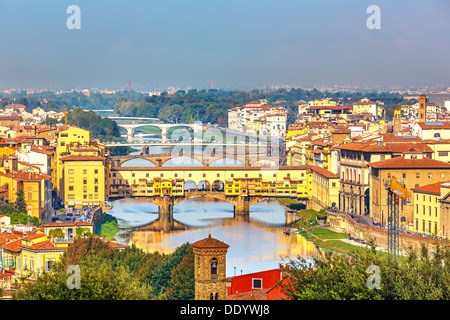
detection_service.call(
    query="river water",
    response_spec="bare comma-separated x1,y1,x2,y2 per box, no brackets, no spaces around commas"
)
107,136,315,277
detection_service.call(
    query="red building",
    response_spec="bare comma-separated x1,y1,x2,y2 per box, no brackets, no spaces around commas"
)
226,267,291,300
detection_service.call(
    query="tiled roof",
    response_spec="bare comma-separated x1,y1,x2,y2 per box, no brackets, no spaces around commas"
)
412,181,450,195
42,222,94,228
1,239,22,252
311,166,340,178
369,156,450,169
60,155,105,161
191,234,230,249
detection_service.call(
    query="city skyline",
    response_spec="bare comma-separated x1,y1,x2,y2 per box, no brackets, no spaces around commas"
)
0,0,449,91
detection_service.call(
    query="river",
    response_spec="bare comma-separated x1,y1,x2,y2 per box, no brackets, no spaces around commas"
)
107,136,316,277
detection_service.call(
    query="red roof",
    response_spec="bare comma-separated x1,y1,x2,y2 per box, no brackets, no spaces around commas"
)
1,239,22,253
369,156,450,169
311,166,340,178
42,222,94,228
412,181,450,195
60,155,105,161
191,234,229,249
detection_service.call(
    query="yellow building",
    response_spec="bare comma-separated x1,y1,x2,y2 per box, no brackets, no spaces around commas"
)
61,155,106,209
412,181,449,236
310,166,340,210
0,170,52,220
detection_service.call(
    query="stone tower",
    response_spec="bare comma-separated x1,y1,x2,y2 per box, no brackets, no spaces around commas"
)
191,234,230,300
418,95,427,122
393,109,401,135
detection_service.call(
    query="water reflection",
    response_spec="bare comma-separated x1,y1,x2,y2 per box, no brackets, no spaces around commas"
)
108,197,316,276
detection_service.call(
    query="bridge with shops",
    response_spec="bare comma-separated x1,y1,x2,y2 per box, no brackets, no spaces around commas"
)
107,165,311,231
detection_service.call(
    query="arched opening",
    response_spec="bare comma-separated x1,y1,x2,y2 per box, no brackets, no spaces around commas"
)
168,126,194,141
121,158,156,167
133,125,163,137
163,157,203,167
184,180,197,192
198,180,211,192
212,180,224,192
210,257,218,280
209,158,245,167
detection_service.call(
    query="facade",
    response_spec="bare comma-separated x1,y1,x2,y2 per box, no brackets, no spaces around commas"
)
412,182,450,237
228,102,287,138
192,234,230,300
310,166,340,209
352,98,379,117
368,157,450,227
61,155,106,209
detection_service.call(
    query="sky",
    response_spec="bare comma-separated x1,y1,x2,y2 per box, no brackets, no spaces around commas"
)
0,0,449,91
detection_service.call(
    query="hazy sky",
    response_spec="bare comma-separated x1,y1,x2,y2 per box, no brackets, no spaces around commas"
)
0,0,449,90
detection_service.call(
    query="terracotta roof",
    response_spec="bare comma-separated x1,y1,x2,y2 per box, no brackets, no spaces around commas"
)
0,232,22,245
20,239,65,251
369,156,450,169
42,222,94,228
0,171,51,181
416,121,450,129
1,239,22,252
311,166,340,178
412,181,450,195
191,234,230,249
60,155,105,161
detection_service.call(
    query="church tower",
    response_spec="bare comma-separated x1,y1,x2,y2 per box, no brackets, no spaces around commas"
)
393,109,401,135
418,95,427,122
191,234,230,300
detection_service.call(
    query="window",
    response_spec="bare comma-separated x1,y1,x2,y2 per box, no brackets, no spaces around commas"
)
438,151,448,157
83,179,87,185
68,169,74,174
28,193,32,201
83,170,87,174
402,173,406,179
69,186,74,191
252,278,263,289
210,258,218,280
94,169,98,174
94,186,98,193
94,178,98,184
68,177,74,183
416,173,420,178
68,194,75,199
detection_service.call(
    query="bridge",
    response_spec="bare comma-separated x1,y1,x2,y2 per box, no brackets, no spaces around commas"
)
107,165,311,231
109,151,280,167
116,122,204,140
130,192,301,232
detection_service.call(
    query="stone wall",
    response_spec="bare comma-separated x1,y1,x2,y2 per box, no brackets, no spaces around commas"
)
328,211,449,252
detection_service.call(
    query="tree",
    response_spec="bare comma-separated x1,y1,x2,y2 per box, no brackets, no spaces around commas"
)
12,256,149,300
48,228,64,239
14,188,27,214
166,252,195,300
282,242,450,300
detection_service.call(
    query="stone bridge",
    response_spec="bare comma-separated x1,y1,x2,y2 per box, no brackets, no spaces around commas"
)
130,192,301,232
109,152,280,167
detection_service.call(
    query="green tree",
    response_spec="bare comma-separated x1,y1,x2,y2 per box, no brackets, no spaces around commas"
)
48,228,64,239
282,242,450,300
166,252,195,300
14,188,27,213
12,256,149,300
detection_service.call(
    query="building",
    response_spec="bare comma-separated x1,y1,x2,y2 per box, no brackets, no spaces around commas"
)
336,141,435,216
352,98,380,118
411,121,450,140
412,181,450,237
192,234,230,300
0,170,52,220
228,102,287,138
368,157,450,227
310,166,340,210
60,155,106,209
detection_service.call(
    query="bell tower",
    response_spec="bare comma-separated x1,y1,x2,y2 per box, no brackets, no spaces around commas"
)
191,234,230,300
393,109,401,135
418,95,427,122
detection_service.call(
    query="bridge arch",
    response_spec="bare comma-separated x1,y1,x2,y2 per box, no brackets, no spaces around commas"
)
209,158,245,167
212,180,224,192
121,158,157,167
162,156,205,167
183,180,197,192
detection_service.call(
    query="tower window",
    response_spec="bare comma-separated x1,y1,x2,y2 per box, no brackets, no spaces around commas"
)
210,258,218,279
